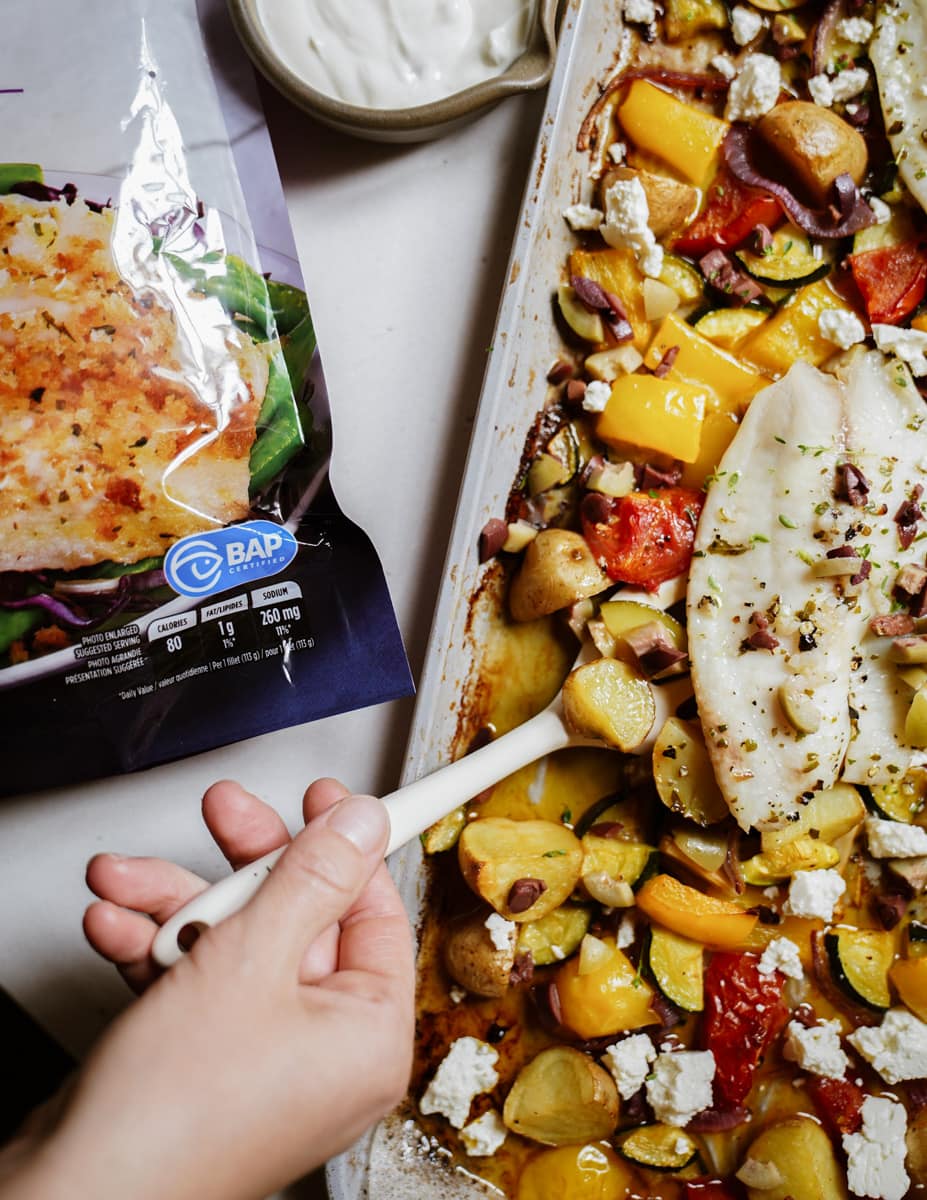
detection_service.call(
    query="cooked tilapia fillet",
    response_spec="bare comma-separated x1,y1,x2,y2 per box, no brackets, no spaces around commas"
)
842,351,927,784
687,364,853,831
0,194,268,572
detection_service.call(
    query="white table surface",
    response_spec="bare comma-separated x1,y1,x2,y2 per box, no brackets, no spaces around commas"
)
0,80,548,1066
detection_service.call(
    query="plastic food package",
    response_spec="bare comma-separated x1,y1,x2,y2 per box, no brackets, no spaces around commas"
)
0,0,412,795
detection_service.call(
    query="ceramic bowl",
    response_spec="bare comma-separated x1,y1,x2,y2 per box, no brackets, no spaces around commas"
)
227,0,560,143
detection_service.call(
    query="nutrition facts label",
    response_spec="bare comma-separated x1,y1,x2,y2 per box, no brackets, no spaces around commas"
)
64,580,314,698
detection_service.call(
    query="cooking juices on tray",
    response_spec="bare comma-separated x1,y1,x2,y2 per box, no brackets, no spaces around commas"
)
409,0,927,1196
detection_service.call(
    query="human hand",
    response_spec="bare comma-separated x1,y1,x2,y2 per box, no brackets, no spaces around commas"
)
5,779,414,1200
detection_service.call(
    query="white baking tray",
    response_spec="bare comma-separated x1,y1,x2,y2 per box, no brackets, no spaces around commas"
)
328,2,628,1195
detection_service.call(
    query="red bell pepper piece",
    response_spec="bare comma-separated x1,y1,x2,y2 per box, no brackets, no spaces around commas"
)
849,240,927,325
702,953,790,1108
674,170,782,257
806,1073,865,1137
581,486,703,591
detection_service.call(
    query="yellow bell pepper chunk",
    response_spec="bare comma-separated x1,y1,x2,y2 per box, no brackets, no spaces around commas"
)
597,373,707,463
681,409,741,488
740,280,862,375
569,247,650,350
636,873,758,949
555,936,657,1039
912,313,927,334
644,312,770,412
889,957,927,1022
619,80,729,185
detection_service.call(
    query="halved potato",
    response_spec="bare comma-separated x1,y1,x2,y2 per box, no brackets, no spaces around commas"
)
757,102,867,206
510,529,610,623
562,657,656,751
516,1143,640,1200
653,716,728,826
741,1116,848,1200
458,818,584,922
600,166,700,238
443,909,516,998
503,1046,619,1145
760,783,866,852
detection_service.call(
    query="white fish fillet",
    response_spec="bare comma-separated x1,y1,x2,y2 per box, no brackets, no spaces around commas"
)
687,363,853,831
871,0,927,217
842,351,927,783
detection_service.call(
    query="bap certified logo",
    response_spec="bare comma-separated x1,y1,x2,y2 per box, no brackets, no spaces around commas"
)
164,521,298,599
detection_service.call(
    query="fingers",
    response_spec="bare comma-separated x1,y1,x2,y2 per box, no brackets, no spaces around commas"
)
83,901,162,994
298,778,350,984
244,793,389,972
329,861,414,987
202,779,291,869
86,853,208,925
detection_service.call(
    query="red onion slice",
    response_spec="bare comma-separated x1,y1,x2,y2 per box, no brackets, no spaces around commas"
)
723,125,876,239
811,0,845,78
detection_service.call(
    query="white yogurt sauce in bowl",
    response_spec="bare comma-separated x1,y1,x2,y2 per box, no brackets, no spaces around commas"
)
254,0,539,110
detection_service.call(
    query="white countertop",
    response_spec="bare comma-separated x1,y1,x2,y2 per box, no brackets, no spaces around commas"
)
0,82,548,1062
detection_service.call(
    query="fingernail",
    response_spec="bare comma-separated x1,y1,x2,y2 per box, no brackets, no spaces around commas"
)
326,794,389,855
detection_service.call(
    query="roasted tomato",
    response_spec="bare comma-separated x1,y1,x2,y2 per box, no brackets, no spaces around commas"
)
684,1182,744,1200
581,487,704,590
806,1073,864,1137
702,953,789,1108
673,170,782,257
849,240,927,325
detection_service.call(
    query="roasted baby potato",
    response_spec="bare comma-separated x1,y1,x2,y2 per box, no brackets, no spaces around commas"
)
757,102,867,206
561,657,656,751
760,782,866,852
503,1046,619,1145
741,1116,848,1200
509,529,609,622
458,817,584,922
601,166,700,238
516,1144,640,1200
443,909,516,997
653,716,728,826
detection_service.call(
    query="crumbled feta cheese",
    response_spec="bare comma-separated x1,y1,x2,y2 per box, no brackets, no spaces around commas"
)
711,53,738,81
725,55,782,122
484,912,516,951
420,1037,499,1129
731,5,766,45
758,936,804,980
602,176,663,279
449,985,466,1004
873,324,927,376
624,0,656,23
645,1050,716,1127
818,308,866,350
602,1032,657,1100
608,141,626,164
847,1007,927,1083
865,815,927,858
731,5,765,45
459,1109,507,1157
868,196,892,224
582,380,613,414
842,1095,910,1200
563,203,604,232
616,912,636,948
837,16,873,43
783,1017,849,1079
784,868,845,920
808,74,835,107
830,67,870,104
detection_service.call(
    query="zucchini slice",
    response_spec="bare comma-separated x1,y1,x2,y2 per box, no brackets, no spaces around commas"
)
580,834,656,889
517,903,592,967
619,1124,699,1170
825,928,895,1011
909,920,927,954
648,924,704,1011
694,307,768,350
852,203,918,255
866,777,926,823
736,225,834,287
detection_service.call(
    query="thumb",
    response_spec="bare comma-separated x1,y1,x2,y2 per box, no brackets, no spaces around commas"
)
242,794,390,972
